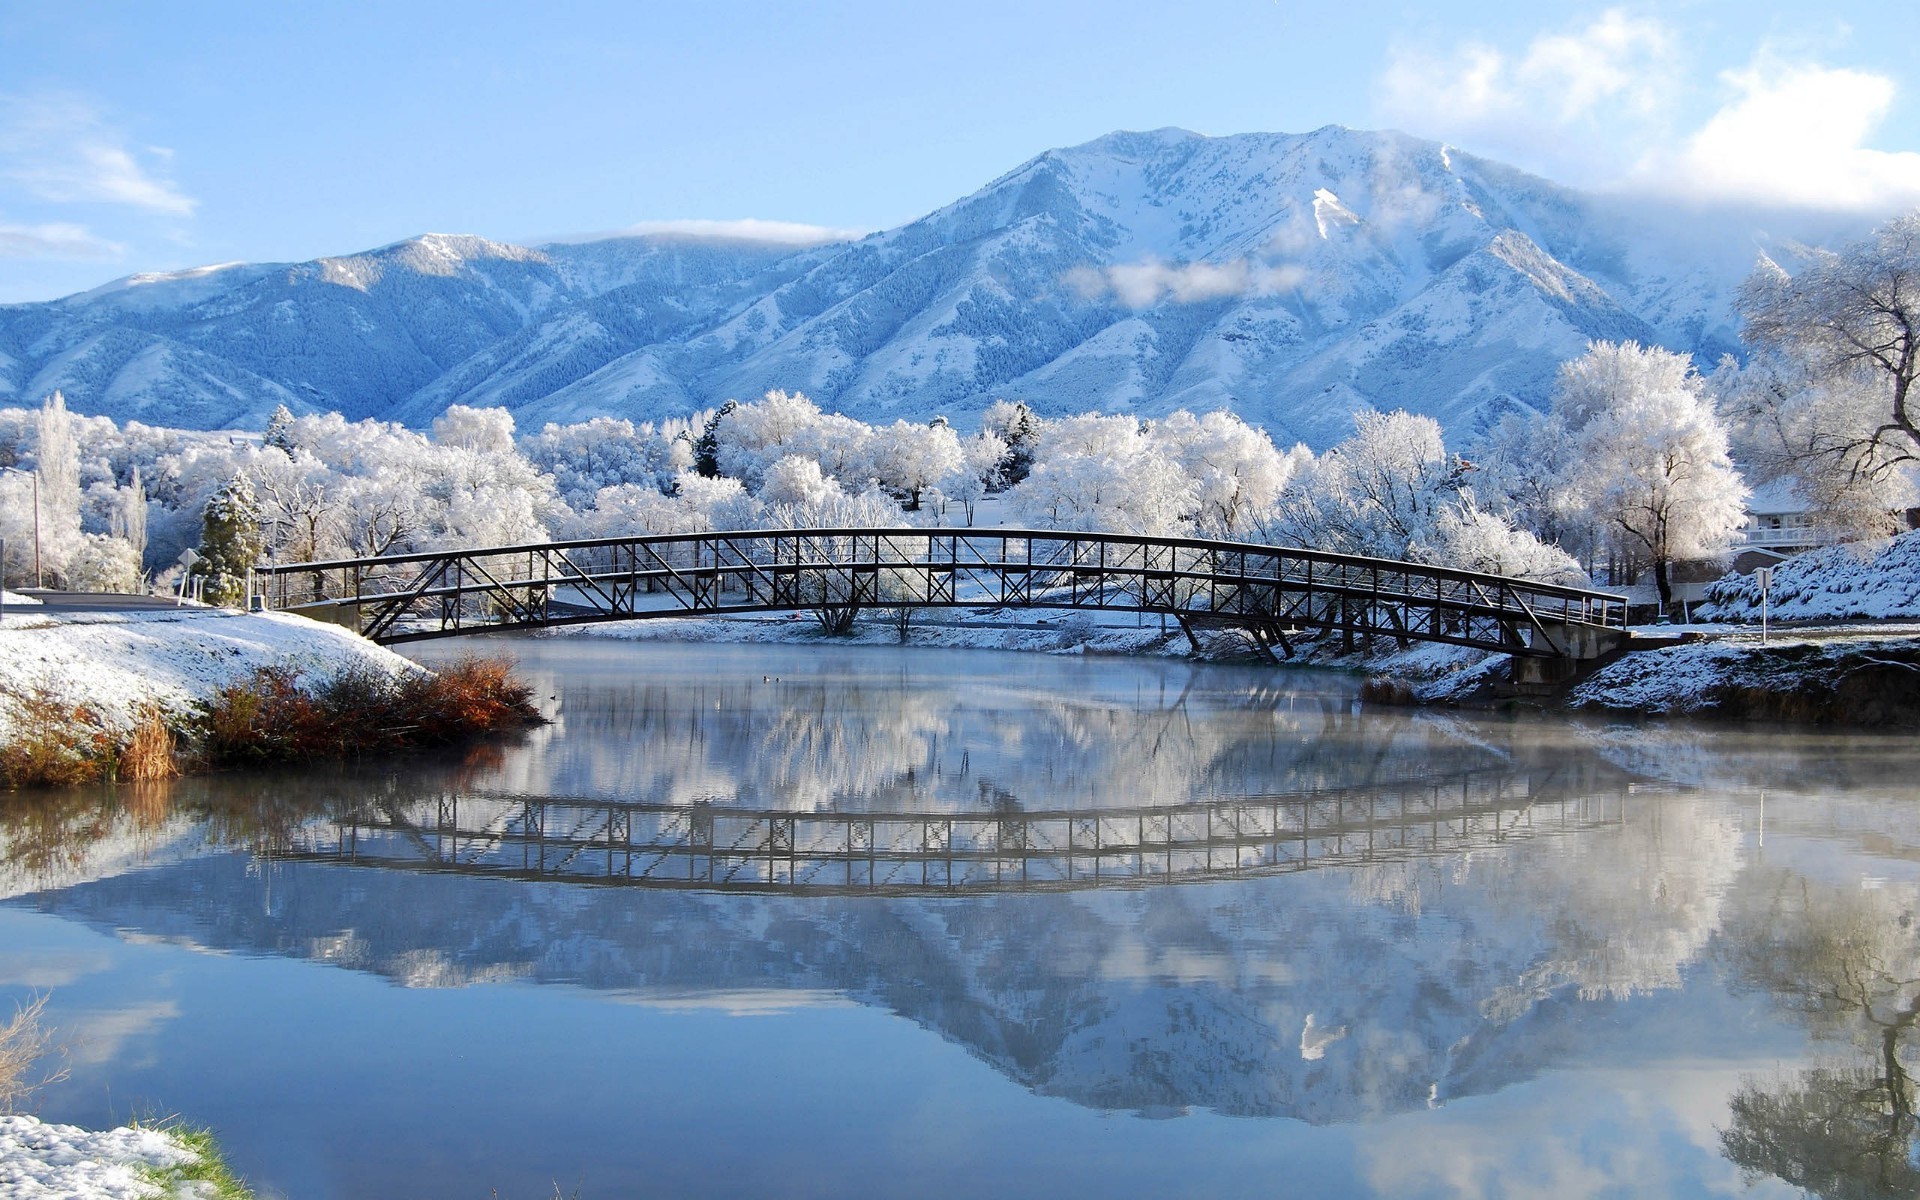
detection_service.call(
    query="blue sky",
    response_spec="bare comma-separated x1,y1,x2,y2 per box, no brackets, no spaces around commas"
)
1,1,1916,302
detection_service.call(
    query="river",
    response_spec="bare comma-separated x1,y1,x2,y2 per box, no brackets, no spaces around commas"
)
4,638,1918,1198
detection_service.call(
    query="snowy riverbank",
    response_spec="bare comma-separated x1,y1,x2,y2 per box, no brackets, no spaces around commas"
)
0,1114,243,1199
0,606,422,740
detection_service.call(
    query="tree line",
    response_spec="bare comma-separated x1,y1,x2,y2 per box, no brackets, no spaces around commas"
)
1,209,1916,610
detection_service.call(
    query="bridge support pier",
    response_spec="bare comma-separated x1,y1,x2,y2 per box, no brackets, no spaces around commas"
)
1509,622,1630,693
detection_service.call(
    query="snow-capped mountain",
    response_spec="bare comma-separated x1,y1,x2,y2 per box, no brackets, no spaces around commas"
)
0,127,1840,444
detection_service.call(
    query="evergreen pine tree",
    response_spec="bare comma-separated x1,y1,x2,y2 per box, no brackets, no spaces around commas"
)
693,400,737,478
1000,402,1041,488
195,471,267,607
263,404,297,452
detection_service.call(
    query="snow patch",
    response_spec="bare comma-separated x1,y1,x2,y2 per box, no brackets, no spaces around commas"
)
0,1114,197,1200
0,608,423,738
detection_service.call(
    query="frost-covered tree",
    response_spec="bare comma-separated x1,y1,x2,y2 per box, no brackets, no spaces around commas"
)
253,447,341,562
1009,414,1196,536
1270,410,1465,559
1264,409,1581,583
66,533,142,593
194,471,267,606
760,455,844,510
1738,212,1920,482
1714,349,1916,541
1154,410,1306,538
712,391,830,490
32,391,84,584
939,430,1008,526
521,416,688,507
431,404,517,455
263,403,297,453
1550,342,1747,605
861,419,963,510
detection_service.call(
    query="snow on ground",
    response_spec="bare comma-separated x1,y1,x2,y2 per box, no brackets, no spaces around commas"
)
1698,530,1920,621
570,609,1192,657
0,1114,200,1199
1566,627,1920,718
0,608,423,738
1,591,40,607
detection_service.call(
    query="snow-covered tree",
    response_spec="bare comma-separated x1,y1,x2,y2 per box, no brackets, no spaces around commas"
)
431,404,517,455
861,419,963,510
32,391,83,584
1269,410,1465,559
1738,212,1920,484
939,430,1008,526
194,471,267,606
263,403,297,453
66,532,142,593
1714,349,1916,541
1154,410,1306,538
713,390,831,490
760,455,844,510
981,400,1043,488
521,416,685,506
1516,341,1747,605
1009,414,1196,536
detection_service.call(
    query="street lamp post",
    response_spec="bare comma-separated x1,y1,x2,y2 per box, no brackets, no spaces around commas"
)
0,465,40,588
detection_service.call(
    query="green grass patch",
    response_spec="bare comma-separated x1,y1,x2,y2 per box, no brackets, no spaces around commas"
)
136,1121,255,1200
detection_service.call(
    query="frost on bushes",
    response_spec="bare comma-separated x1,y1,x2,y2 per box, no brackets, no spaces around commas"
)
65,533,142,594
1698,530,1920,621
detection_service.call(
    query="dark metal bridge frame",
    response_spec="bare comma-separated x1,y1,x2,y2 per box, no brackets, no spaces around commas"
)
255,527,1627,661
281,774,1628,896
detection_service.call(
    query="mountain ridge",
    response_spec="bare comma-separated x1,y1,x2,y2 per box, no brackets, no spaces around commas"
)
0,126,1854,444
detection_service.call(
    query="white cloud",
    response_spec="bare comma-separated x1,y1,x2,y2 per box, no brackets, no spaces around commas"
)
0,93,195,216
591,217,866,246
0,219,121,259
1067,257,1306,308
1642,63,1920,210
1374,13,1920,213
1376,9,1676,179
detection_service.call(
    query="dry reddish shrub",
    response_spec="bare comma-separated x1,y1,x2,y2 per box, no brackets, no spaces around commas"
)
0,688,112,789
200,656,541,767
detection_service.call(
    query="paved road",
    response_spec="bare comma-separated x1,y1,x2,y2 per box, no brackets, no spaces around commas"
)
4,590,201,616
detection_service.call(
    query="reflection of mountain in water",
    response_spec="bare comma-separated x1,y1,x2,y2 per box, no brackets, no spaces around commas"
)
17,768,1747,1124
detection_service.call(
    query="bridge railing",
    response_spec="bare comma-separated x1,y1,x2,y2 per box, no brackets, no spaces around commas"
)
254,527,1628,657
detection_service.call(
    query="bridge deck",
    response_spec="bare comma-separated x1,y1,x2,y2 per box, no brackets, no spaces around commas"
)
255,527,1627,659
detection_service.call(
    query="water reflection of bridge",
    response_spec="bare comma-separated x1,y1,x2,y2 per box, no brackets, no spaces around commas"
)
285,773,1627,895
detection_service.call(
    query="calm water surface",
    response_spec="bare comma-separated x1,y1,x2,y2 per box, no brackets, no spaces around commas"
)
5,638,1920,1198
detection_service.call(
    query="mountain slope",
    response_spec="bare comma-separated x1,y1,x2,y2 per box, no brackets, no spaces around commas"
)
0,127,1824,444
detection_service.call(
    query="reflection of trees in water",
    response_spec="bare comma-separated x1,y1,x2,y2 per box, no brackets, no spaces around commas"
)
447,662,1568,816
1718,870,1920,1198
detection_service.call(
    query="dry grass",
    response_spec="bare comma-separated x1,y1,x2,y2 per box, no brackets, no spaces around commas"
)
121,702,179,782
201,655,542,766
0,992,68,1113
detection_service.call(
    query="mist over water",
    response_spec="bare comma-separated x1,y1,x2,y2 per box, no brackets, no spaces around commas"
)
3,639,1915,1198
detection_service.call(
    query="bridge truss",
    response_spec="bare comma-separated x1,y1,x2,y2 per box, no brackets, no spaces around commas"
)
256,528,1627,660
280,774,1627,896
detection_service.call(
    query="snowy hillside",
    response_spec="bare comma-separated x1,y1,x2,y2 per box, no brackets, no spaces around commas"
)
0,127,1845,445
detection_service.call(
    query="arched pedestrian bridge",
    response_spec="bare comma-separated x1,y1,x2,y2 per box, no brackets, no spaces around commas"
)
255,528,1627,664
